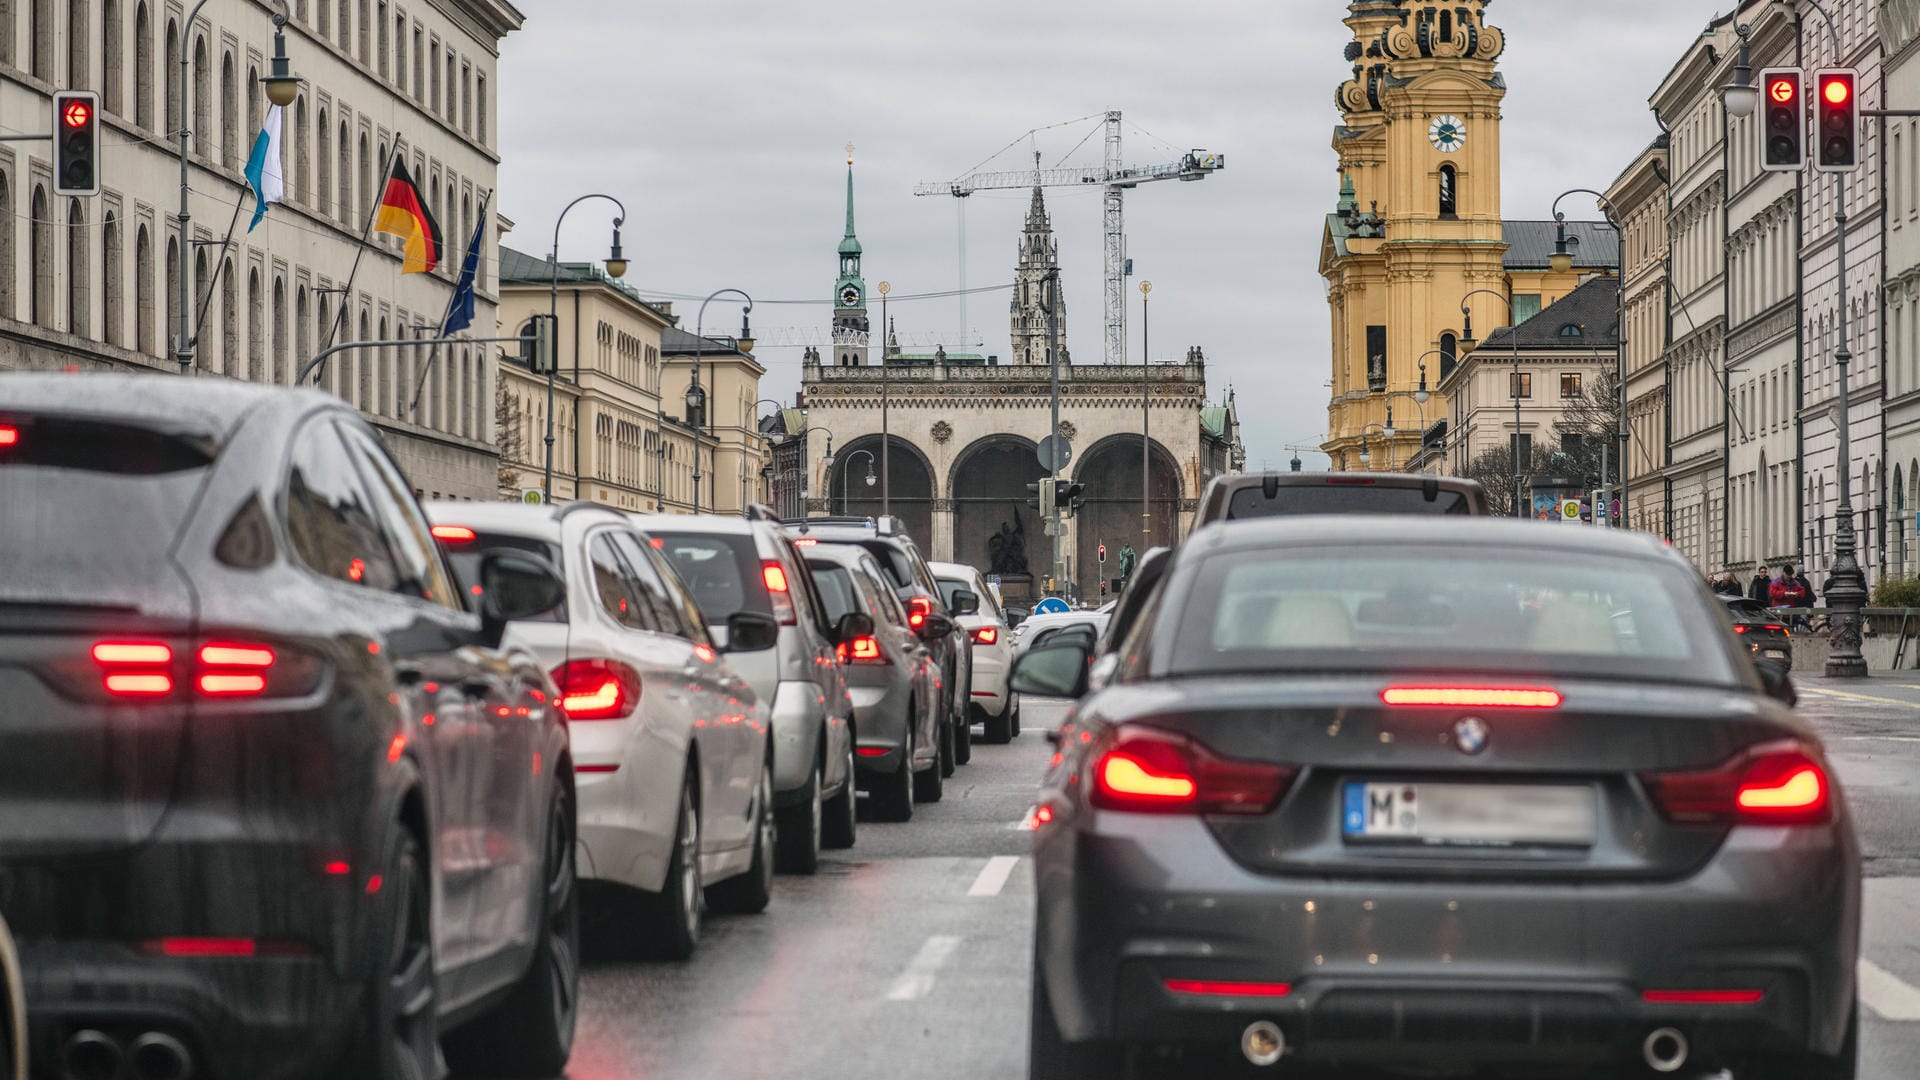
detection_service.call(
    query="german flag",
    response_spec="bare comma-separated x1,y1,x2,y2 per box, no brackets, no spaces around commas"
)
375,159,442,274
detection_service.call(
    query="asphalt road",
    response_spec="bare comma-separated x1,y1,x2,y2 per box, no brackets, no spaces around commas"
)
545,686,1920,1080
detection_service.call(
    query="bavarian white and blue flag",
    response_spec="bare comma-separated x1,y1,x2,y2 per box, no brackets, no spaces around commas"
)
244,105,285,232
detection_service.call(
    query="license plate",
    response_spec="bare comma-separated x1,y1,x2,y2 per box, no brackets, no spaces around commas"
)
1342,782,1597,847
1762,648,1788,660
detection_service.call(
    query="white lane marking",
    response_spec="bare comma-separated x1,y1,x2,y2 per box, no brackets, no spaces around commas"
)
1840,735,1920,743
886,935,962,1002
1860,958,1920,1021
968,855,1020,897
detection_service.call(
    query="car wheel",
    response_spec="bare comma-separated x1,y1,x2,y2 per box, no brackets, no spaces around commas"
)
983,701,1013,744
822,738,857,849
1010,694,1022,738
939,707,957,779
954,707,973,765
1029,958,1123,1080
707,759,776,914
443,782,579,1077
775,756,823,875
1755,1003,1857,1079
873,726,914,823
635,776,702,961
349,826,441,1080
914,726,945,804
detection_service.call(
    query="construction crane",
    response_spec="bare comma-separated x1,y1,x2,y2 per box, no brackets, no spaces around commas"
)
915,111,1225,366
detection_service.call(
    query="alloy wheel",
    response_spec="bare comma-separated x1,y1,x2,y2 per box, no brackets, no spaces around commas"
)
387,846,437,1080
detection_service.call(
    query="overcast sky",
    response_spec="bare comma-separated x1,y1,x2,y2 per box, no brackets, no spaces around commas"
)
499,1,1730,472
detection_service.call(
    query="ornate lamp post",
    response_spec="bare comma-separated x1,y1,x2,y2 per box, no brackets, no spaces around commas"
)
878,281,892,520
544,195,628,500
827,448,879,514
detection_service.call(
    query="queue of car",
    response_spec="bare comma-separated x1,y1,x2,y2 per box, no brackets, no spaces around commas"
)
0,372,1019,1080
1012,471,1857,1080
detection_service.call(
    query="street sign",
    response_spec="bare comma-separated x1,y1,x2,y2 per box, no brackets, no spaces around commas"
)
1034,597,1071,615
521,489,546,505
1037,435,1073,471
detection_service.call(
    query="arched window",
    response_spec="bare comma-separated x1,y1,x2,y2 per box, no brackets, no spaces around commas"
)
247,266,264,381
246,65,260,143
192,34,210,158
294,98,310,208
1438,164,1457,217
30,0,51,80
164,236,178,356
0,171,13,318
376,315,391,416
192,248,209,370
222,258,237,375
1439,332,1458,379
69,1,89,93
103,0,123,115
1440,10,1453,42
358,309,372,408
338,119,353,221
339,0,351,50
220,51,237,167
135,224,154,354
134,3,153,130
272,277,287,383
359,132,371,223
102,212,122,346
67,199,89,337
316,108,332,220
29,185,51,328
1559,324,1583,338
164,20,179,135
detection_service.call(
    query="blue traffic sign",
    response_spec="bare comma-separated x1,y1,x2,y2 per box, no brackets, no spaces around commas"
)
1033,597,1072,615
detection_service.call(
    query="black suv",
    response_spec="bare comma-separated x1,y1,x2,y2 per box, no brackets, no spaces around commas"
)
1196,471,1490,521
786,517,975,773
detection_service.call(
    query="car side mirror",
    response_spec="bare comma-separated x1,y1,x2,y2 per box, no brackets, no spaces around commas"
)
834,611,876,643
952,590,981,616
478,550,566,648
1011,642,1093,699
725,611,781,653
916,612,955,642
1757,661,1797,707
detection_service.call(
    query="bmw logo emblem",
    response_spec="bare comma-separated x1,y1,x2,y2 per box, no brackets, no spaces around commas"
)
1452,717,1490,756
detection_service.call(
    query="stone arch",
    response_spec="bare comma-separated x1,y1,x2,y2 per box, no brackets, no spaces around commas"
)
1070,433,1185,601
949,434,1050,594
829,435,935,554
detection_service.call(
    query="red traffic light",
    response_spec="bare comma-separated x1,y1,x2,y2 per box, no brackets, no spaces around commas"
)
62,100,91,129
1768,78,1797,103
1822,77,1852,106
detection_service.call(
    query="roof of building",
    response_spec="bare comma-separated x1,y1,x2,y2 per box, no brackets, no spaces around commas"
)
1481,275,1621,349
498,245,672,320
1502,221,1619,270
661,325,755,359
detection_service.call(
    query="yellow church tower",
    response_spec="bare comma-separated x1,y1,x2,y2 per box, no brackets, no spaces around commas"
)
1322,1,1510,471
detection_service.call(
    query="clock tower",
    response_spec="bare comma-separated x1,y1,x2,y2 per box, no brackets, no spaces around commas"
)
833,147,871,367
1321,0,1509,471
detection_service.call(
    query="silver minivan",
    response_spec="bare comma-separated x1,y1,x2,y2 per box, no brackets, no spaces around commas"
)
634,515,859,872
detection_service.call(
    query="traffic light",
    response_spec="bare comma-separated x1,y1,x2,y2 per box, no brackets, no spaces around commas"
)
1098,543,1107,565
1026,482,1042,511
1815,69,1860,172
1760,68,1803,172
524,314,555,373
1060,482,1086,517
52,91,101,197
1036,478,1056,519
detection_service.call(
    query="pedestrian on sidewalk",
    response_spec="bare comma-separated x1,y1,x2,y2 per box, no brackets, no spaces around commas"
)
1748,565,1772,603
1770,565,1808,611
1795,567,1817,606
1712,570,1743,597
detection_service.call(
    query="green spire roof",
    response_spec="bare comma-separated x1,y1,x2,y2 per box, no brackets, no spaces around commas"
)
839,164,863,256
1336,172,1357,214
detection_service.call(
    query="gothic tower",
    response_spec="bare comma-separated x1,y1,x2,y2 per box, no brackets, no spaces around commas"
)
1322,0,1508,470
1011,164,1067,367
833,149,871,367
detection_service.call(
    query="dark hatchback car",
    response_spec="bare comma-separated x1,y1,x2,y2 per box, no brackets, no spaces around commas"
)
1195,471,1490,523
0,376,579,1080
1721,595,1794,671
1017,519,1859,1080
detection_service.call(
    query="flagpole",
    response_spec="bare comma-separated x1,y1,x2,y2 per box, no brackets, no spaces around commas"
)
189,189,249,353
408,188,491,417
310,131,405,385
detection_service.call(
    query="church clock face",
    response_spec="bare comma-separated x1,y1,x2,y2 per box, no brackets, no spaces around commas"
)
840,285,861,307
1428,115,1466,153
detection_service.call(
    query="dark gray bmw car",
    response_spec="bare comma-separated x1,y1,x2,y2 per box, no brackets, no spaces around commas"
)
1018,518,1860,1079
0,375,579,1080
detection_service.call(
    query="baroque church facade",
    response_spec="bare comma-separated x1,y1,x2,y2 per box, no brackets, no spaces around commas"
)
798,160,1242,601
1322,1,1617,474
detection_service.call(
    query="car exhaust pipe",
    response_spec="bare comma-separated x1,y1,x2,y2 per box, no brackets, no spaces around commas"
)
1240,1020,1286,1067
129,1032,193,1080
60,1030,122,1080
1641,1027,1689,1074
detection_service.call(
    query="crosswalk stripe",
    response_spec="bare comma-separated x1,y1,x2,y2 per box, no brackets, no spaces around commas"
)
1859,958,1920,1022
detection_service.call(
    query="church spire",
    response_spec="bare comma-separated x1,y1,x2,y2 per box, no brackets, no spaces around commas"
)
1011,152,1065,367
840,144,862,257
831,143,870,367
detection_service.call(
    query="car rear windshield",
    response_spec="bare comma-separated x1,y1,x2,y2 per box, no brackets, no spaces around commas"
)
1167,545,1738,686
856,541,917,593
937,576,988,614
1227,483,1472,518
0,415,215,601
443,532,566,622
808,561,859,623
653,532,773,620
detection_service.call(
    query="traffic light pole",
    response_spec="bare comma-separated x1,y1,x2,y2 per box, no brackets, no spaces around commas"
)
1045,269,1063,599
1825,164,1867,676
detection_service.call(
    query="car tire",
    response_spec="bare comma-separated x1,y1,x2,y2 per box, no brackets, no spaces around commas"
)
954,708,973,765
346,825,442,1080
873,726,914,823
1010,694,1022,738
443,782,579,1077
939,709,957,779
775,757,823,875
635,776,702,961
707,759,776,915
1029,958,1124,1080
1756,1003,1857,1079
983,702,1013,744
914,728,945,804
822,739,857,849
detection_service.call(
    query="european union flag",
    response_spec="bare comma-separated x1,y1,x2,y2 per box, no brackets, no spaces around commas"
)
441,193,489,335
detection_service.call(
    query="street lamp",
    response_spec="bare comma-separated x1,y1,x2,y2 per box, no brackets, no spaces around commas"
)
1720,22,1759,119
178,1,300,376
1550,188,1624,521
1461,289,1523,517
1140,280,1153,548
1722,6,1866,676
833,448,879,512
544,194,629,501
878,280,892,520
1358,424,1390,469
692,289,755,516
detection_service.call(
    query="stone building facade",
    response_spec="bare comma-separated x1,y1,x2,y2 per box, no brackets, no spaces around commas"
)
0,0,521,500
1607,136,1671,538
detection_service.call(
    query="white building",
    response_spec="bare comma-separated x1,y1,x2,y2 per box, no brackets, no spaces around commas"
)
0,0,522,499
1880,0,1920,580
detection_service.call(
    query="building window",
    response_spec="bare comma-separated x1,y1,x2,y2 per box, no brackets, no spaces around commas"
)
135,224,153,354
102,212,122,346
1512,294,1542,323
164,19,179,134
1559,324,1583,338
1438,163,1457,217
192,35,209,157
69,1,89,94
30,0,51,80
0,170,12,318
104,0,124,114
476,72,487,143
29,184,51,328
1510,371,1532,399
1366,325,1388,392
1439,332,1458,380
220,51,237,167
67,199,89,337
1561,372,1583,398
246,268,262,381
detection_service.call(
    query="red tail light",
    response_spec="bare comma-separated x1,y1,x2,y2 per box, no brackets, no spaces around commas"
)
1164,979,1293,998
93,641,172,665
763,562,797,625
836,636,889,666
1641,989,1766,1006
431,525,477,544
1732,625,1750,635
970,626,999,645
794,537,818,547
85,637,311,702
1642,740,1833,826
551,659,642,720
1382,686,1562,709
0,424,17,446
1091,726,1295,816
907,596,931,630
1766,624,1790,635
93,640,174,697
105,672,173,696
144,937,258,958
195,640,278,698
762,563,790,593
